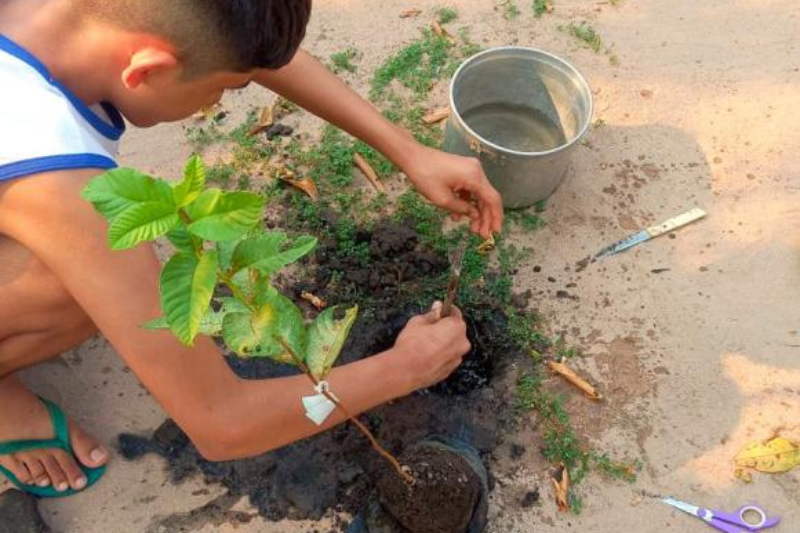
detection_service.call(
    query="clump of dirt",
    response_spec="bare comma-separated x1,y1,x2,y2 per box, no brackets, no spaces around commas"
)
118,220,522,530
377,444,480,533
300,219,449,304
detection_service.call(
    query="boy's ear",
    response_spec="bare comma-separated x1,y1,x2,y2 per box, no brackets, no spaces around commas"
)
121,48,180,89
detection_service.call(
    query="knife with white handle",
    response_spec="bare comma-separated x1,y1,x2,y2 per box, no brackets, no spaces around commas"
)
594,208,706,259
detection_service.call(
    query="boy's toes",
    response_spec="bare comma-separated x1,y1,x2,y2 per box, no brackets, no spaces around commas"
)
1,457,32,484
41,455,69,492
53,449,87,491
20,457,48,487
69,421,108,468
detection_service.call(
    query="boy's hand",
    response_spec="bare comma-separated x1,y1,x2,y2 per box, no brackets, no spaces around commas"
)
391,302,471,389
402,145,504,239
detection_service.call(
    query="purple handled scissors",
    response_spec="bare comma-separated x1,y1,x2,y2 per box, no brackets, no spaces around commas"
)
662,497,780,532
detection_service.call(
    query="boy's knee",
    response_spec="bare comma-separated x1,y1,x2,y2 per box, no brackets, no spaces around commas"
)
58,305,98,344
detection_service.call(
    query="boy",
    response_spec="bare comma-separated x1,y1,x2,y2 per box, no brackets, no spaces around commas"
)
0,0,503,496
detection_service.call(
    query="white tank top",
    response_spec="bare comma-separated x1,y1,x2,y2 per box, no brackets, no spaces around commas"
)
0,34,125,182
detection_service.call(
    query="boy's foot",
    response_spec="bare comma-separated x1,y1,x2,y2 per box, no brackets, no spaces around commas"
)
0,375,108,493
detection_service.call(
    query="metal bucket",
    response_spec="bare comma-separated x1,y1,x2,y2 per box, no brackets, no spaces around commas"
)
442,47,593,209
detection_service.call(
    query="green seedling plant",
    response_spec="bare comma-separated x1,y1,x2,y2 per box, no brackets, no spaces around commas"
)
81,155,412,483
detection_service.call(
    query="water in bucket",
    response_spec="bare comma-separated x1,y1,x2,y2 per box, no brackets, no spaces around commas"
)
461,102,567,153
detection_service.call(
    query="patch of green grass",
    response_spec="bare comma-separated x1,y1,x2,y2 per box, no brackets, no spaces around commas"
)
437,7,459,24
506,209,546,231
370,29,456,101
330,47,359,74
591,451,641,483
186,123,224,152
368,193,390,213
290,125,355,190
206,163,236,186
354,141,395,177
515,363,641,513
533,0,553,17
564,22,603,52
503,1,521,20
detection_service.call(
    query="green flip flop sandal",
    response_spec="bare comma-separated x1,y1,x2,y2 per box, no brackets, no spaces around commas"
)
0,397,106,497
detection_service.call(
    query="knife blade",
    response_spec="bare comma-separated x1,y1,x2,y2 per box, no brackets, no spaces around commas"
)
594,208,706,260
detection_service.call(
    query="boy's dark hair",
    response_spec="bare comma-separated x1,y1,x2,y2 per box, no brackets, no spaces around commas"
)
76,0,312,76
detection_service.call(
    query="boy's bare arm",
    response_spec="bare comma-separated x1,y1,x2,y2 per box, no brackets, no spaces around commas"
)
0,169,469,460
254,50,503,238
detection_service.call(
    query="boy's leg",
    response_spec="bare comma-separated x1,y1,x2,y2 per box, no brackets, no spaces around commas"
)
0,237,109,492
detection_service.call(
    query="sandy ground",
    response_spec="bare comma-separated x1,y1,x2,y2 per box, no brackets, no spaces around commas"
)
7,0,800,531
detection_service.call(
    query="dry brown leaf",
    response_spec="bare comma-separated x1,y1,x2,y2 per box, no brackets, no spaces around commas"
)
477,234,496,255
548,360,603,400
353,152,386,193
422,107,451,124
399,8,422,18
551,463,569,512
431,21,455,41
249,98,281,136
277,168,320,200
301,291,328,310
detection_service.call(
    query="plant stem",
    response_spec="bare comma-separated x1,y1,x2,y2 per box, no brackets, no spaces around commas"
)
178,212,204,258
277,337,414,485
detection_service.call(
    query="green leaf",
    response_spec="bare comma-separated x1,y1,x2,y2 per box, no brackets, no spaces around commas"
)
160,250,219,345
142,309,224,336
306,305,359,379
166,224,196,255
186,189,265,241
231,234,317,275
221,311,262,356
173,155,206,207
82,168,174,220
108,201,180,250
216,240,239,272
219,297,251,315
222,287,305,362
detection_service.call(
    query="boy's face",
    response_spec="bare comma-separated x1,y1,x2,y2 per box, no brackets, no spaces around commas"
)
115,69,256,127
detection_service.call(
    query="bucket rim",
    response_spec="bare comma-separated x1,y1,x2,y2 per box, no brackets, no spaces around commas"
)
447,46,594,158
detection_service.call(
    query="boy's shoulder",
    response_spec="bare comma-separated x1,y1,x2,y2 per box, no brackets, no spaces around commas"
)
0,35,125,183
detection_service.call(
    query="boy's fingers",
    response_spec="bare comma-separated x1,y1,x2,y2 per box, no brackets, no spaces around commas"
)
445,305,463,320
428,301,443,322
444,196,479,220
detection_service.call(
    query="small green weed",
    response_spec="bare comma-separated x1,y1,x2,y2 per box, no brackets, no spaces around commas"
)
186,123,224,152
506,209,546,231
502,0,521,19
533,0,553,17
330,48,359,74
554,336,582,359
437,7,459,24
564,22,603,52
206,163,236,186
